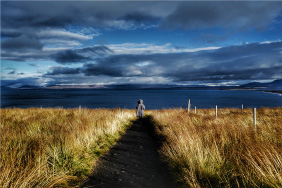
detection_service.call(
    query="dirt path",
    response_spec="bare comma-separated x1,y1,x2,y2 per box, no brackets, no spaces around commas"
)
80,117,179,188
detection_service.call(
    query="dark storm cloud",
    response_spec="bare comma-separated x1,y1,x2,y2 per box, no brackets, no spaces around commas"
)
46,67,81,75
1,2,75,28
1,34,46,61
4,1,280,32
1,35,43,51
161,1,282,30
80,53,171,77
60,42,281,81
1,29,22,38
121,12,158,23
1,1,170,30
1,43,112,62
78,46,113,54
8,71,16,75
53,46,112,64
28,63,39,67
45,42,282,82
82,63,123,77
53,50,91,63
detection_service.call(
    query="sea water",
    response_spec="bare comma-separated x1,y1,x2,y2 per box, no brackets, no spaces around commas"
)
1,89,282,109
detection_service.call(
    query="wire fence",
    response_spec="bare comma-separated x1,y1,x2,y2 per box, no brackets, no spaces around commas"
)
184,98,282,129
186,108,282,117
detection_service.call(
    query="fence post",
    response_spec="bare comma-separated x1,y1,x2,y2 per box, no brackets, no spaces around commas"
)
120,106,123,115
195,106,197,114
79,105,81,112
253,108,256,131
241,104,243,113
188,99,191,113
216,105,218,119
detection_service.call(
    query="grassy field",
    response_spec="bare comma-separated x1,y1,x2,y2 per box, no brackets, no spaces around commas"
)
0,108,134,187
151,107,282,187
1,107,282,188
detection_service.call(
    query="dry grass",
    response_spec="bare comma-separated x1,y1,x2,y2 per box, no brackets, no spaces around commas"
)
0,108,135,187
151,107,282,187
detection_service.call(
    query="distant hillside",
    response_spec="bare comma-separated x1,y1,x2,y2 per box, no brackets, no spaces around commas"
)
240,79,282,89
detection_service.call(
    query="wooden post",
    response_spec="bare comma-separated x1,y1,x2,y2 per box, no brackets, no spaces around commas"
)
241,104,243,113
195,106,197,114
254,108,256,131
216,105,218,119
188,99,191,113
120,106,123,115
39,156,41,176
79,105,81,112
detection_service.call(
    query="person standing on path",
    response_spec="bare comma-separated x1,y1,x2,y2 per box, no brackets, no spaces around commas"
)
136,99,145,118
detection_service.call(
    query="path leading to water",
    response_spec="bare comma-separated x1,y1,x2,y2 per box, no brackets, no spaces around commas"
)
81,117,178,188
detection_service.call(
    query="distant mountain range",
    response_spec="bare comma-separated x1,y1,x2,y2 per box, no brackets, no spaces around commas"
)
2,79,282,90
42,79,282,90
239,79,282,89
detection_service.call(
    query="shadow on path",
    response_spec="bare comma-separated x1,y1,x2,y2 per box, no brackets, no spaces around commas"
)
80,116,178,188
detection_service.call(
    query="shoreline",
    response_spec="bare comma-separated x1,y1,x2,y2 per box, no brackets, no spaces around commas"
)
259,90,282,95
257,90,282,95
222,88,282,95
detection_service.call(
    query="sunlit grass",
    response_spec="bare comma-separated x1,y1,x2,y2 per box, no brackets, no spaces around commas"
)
151,107,282,187
0,108,135,187
2,107,281,187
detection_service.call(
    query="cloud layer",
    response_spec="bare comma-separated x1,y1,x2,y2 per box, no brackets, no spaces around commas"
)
161,2,282,30
2,1,281,31
45,42,282,83
1,1,282,87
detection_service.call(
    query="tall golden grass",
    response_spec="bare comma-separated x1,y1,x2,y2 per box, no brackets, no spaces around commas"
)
0,108,134,187
151,107,282,187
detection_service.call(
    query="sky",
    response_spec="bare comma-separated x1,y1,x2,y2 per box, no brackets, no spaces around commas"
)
1,1,282,88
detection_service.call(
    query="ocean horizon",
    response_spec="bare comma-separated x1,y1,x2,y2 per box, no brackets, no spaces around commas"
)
1,88,281,109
